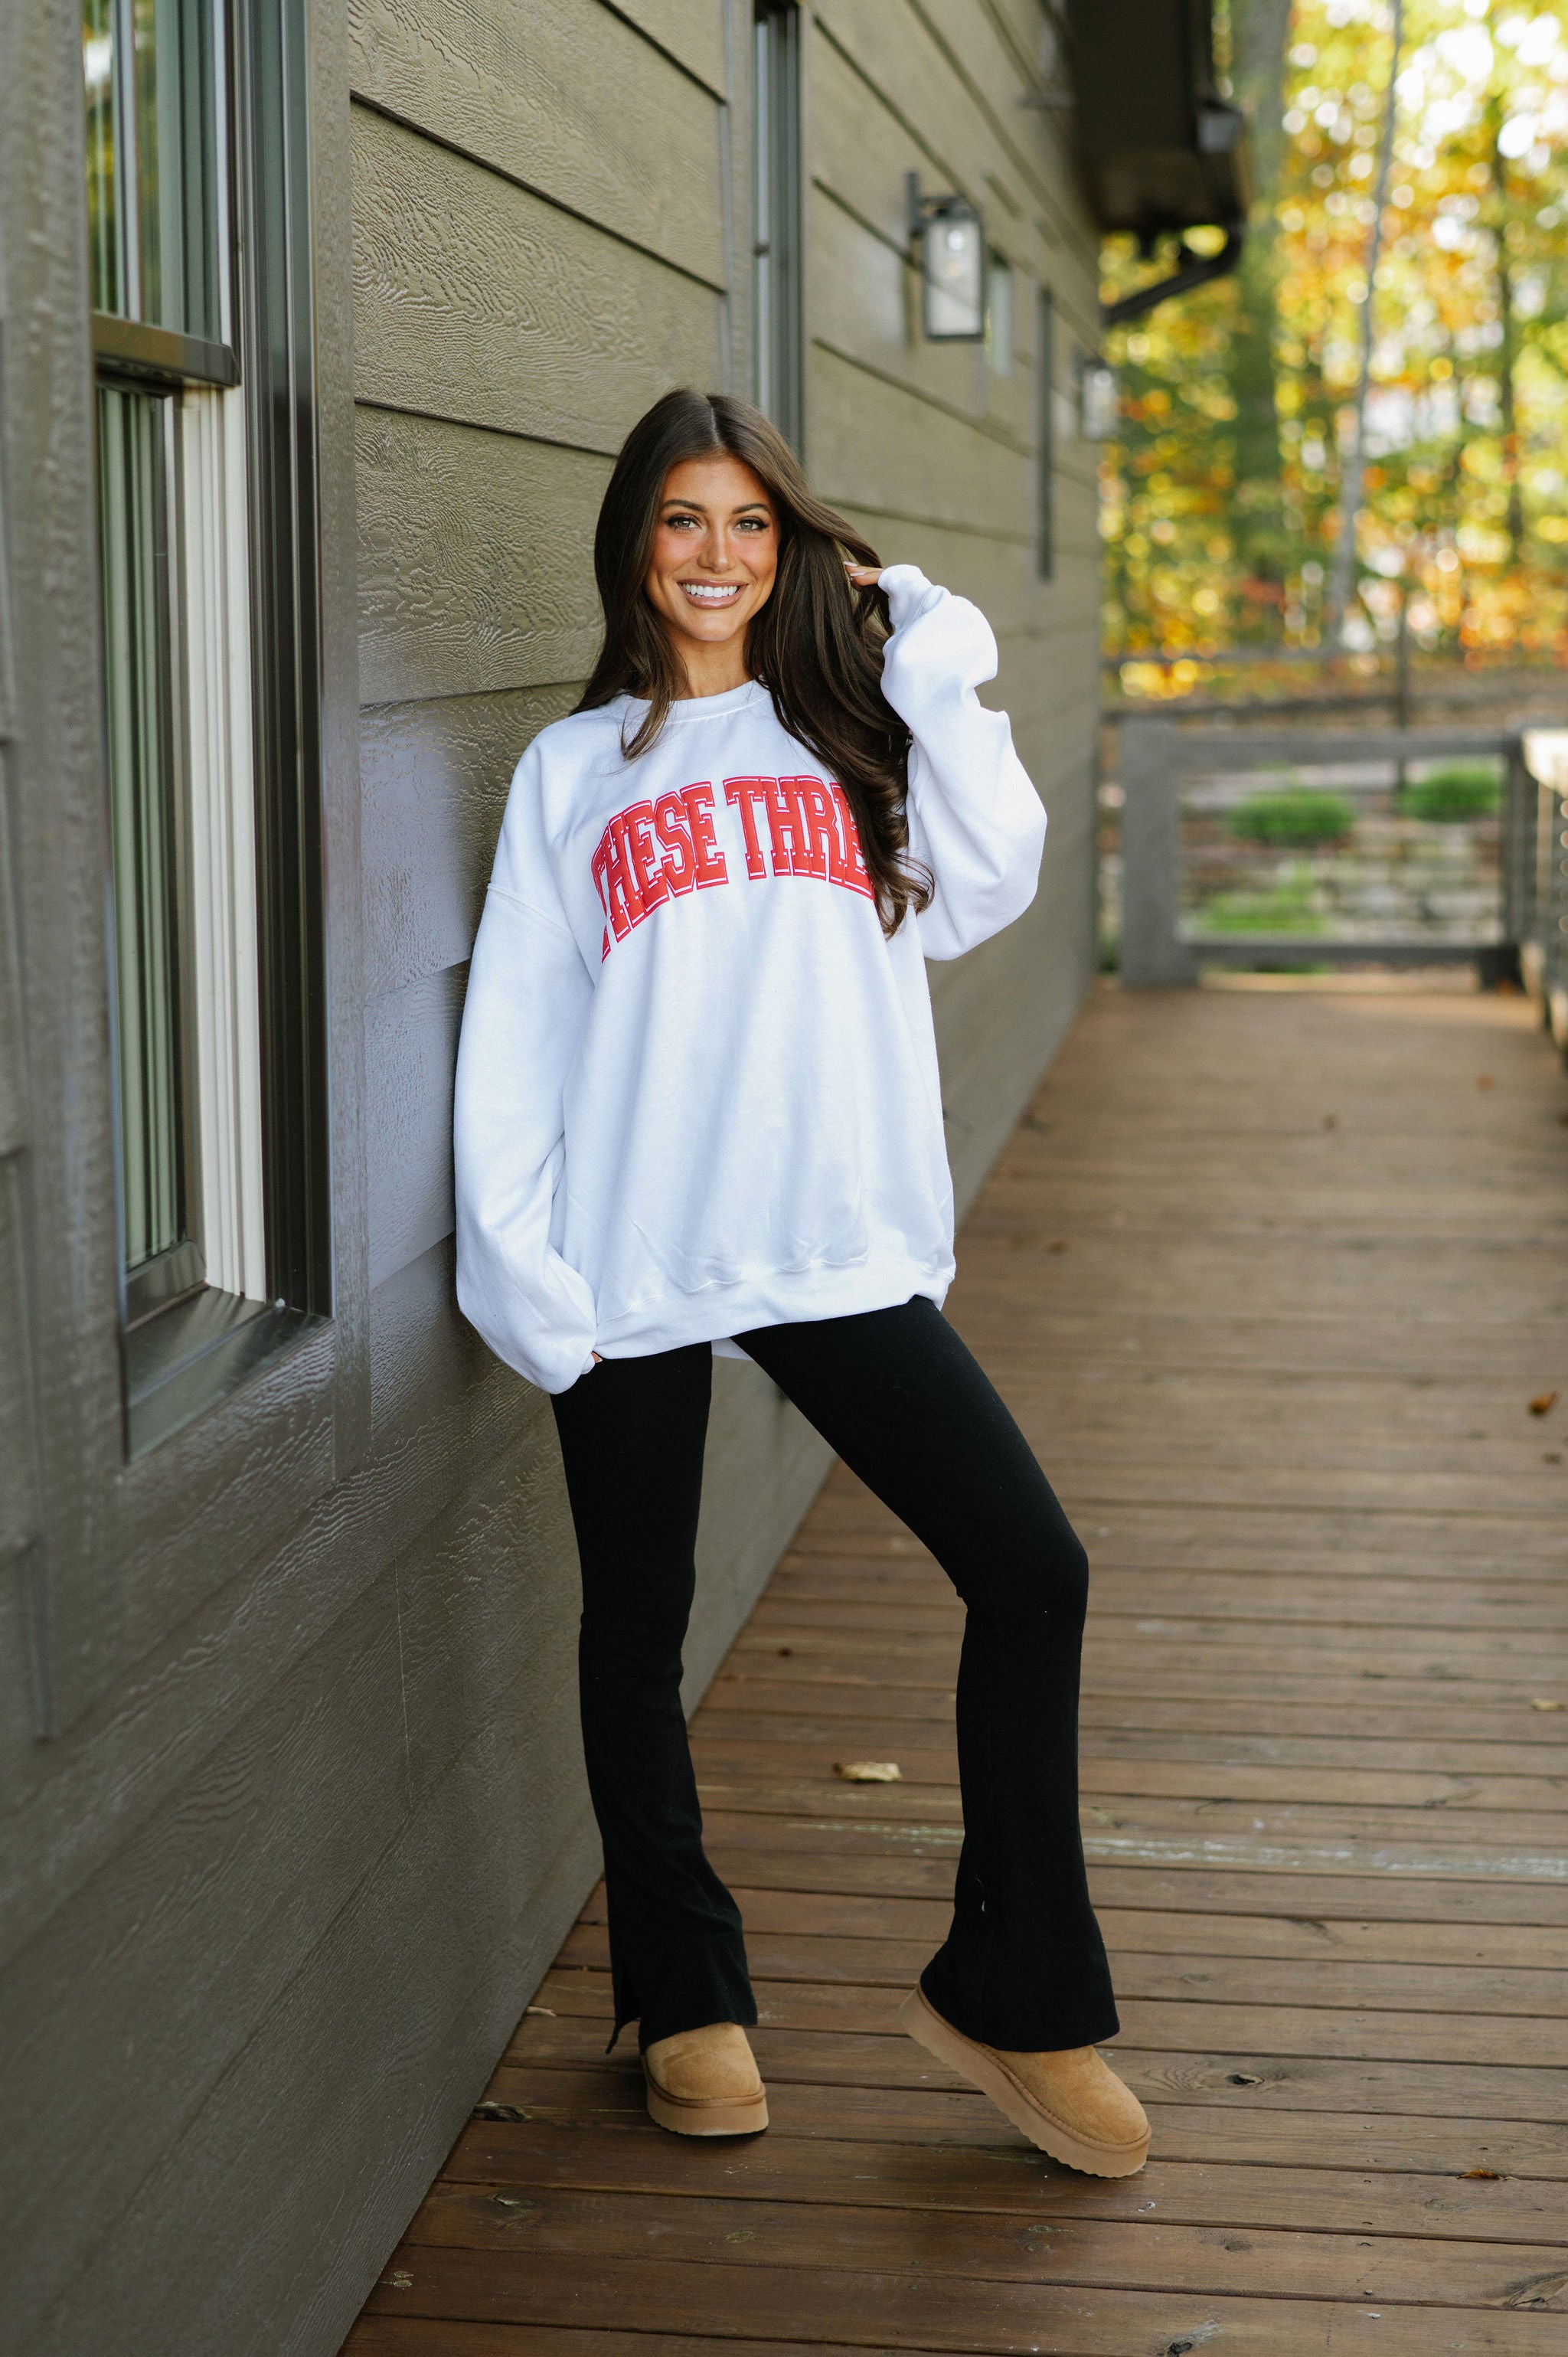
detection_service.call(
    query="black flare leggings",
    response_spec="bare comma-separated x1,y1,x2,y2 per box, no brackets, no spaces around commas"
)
550,1295,1119,2055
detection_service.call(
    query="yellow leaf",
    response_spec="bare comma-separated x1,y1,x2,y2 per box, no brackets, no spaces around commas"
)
834,1760,903,1783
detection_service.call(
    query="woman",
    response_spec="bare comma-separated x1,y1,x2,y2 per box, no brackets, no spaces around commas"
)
453,389,1148,2177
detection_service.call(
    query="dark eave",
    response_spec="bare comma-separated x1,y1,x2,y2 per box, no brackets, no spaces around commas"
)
1064,0,1250,324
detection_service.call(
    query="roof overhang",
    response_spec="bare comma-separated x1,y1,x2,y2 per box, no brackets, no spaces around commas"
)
1064,0,1250,324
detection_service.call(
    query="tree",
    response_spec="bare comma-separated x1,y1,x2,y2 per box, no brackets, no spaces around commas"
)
1098,0,1568,684
1325,0,1403,637
1228,0,1298,627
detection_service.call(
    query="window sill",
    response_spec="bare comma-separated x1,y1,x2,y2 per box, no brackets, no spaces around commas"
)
125,1286,323,1459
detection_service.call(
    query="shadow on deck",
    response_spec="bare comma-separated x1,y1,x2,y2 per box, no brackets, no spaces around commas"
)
345,976,1568,2357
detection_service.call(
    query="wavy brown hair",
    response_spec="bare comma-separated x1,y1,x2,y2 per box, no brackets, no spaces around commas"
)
575,389,930,933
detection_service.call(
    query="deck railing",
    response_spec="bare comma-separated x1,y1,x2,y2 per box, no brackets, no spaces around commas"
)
1116,720,1568,1041
1521,731,1568,1050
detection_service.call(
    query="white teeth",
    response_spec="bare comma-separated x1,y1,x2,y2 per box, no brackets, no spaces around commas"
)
681,582,740,602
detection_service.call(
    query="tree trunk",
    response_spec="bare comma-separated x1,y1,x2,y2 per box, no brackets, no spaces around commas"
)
1487,106,1525,564
1225,0,1296,633
1326,0,1404,642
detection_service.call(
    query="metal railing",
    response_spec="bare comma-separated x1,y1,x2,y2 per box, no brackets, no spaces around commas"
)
1521,731,1568,1051
1116,724,1568,1022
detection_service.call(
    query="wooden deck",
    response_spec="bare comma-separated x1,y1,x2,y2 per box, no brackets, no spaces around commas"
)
344,979,1568,2357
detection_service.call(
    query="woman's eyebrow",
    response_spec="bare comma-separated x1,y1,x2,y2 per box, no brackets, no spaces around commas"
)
659,499,773,518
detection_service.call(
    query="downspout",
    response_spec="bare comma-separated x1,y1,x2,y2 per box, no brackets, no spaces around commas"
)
1101,224,1244,330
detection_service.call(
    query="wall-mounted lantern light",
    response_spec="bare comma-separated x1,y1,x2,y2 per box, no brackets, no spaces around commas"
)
1078,354,1119,440
906,172,985,342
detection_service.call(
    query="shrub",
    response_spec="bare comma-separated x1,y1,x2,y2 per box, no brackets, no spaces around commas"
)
1192,881,1328,936
1226,789,1357,846
1399,764,1501,823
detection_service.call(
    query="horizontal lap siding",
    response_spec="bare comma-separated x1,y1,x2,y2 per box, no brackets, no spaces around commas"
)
347,0,726,285
352,107,722,455
8,6,1102,2352
357,412,609,705
361,685,579,1000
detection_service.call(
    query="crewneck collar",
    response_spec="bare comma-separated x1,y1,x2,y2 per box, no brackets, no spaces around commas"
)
617,677,771,725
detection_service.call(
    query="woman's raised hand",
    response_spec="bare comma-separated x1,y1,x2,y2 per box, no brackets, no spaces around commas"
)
843,561,883,590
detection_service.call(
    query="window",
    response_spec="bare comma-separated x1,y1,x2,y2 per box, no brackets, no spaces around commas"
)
1037,286,1055,581
986,254,1015,378
753,2,803,449
83,0,327,1453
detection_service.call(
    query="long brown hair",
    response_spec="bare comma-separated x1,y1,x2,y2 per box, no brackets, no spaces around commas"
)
576,389,930,933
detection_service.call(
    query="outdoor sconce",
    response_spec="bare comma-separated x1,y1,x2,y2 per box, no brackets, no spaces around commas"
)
1078,355,1119,440
906,172,985,342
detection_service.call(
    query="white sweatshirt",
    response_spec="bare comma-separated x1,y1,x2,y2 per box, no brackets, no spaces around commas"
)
453,566,1045,1393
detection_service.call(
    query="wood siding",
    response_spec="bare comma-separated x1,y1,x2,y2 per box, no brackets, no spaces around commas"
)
1,4,1100,2353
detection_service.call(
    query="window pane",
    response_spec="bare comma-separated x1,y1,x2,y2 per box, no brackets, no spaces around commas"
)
83,0,223,339
98,381,189,1273
753,3,802,449
83,0,122,314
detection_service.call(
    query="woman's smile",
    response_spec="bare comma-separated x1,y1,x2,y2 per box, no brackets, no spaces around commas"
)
678,580,744,606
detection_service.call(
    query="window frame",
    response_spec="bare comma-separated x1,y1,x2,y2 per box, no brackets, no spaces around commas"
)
87,0,329,1458
753,0,804,452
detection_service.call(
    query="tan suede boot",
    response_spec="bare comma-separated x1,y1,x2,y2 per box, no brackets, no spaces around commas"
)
642,2021,769,2137
898,1986,1149,2176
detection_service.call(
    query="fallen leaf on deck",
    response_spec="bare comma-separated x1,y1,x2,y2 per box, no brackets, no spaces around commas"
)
525,2005,557,2017
1462,2168,1503,2179
1530,1698,1564,1711
1528,1393,1558,1415
835,1760,902,1782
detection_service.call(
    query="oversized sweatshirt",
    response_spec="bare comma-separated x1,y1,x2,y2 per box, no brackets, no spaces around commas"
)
452,565,1046,1394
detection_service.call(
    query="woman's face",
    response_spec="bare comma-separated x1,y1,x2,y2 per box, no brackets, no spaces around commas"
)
643,454,779,664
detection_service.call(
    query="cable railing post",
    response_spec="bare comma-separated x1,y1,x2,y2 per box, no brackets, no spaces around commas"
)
1118,718,1192,987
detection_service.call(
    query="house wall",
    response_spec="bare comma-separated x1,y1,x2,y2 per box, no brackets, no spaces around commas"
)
0,3,1101,2352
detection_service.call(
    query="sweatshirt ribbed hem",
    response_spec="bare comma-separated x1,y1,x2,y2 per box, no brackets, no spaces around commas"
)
590,1252,954,1364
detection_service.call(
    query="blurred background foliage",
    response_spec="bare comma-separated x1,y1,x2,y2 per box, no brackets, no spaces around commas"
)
1098,0,1568,697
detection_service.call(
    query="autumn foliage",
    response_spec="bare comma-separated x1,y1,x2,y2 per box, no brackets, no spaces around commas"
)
1099,0,1568,690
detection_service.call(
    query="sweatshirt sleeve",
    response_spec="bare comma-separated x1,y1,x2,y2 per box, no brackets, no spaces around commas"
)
876,564,1047,962
453,752,599,1394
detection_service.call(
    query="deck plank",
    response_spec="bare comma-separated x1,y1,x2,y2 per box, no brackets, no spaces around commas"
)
336,982,1568,2351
